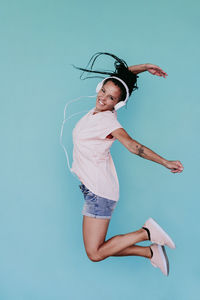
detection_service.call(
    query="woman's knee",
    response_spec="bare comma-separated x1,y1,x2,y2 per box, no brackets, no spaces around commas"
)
86,249,104,262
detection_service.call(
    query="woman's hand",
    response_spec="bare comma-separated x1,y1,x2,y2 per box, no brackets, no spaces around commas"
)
146,63,168,78
164,160,184,173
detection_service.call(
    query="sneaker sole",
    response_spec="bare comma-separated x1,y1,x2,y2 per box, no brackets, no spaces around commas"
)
161,246,169,276
151,245,169,276
148,218,176,249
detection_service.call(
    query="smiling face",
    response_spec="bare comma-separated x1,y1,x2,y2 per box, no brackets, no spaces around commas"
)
95,80,122,113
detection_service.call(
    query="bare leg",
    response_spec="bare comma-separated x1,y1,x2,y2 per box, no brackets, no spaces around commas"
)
112,245,151,258
97,229,149,259
82,216,150,262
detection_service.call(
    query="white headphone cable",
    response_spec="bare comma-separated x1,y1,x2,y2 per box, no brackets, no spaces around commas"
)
59,95,96,174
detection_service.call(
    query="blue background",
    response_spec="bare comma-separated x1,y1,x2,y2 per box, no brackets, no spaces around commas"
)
1,0,199,299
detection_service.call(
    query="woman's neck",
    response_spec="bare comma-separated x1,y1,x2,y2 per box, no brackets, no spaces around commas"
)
93,107,114,115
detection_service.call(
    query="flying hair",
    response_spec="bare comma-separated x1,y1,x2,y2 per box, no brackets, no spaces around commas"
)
71,52,139,100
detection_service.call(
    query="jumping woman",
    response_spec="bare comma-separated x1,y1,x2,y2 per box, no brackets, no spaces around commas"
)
69,52,184,276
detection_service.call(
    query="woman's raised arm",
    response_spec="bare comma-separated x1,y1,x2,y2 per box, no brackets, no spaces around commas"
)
111,128,184,173
128,63,168,78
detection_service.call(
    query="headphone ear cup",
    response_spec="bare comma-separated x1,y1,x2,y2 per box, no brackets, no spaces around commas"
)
96,81,103,93
114,101,126,111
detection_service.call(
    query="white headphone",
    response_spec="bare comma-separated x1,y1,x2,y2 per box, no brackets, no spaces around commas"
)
96,76,130,111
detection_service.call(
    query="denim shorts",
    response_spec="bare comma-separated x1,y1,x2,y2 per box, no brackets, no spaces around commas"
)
79,183,117,219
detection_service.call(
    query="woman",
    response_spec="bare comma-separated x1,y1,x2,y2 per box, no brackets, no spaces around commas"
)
70,52,184,276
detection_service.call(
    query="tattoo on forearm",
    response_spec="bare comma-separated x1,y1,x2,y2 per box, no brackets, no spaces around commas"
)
136,145,145,157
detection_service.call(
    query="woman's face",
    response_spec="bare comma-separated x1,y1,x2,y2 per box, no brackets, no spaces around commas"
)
95,81,122,112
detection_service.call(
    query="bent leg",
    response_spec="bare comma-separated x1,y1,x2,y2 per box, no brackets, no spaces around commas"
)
82,216,149,262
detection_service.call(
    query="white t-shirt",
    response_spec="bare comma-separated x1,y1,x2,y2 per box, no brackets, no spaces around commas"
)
71,107,123,201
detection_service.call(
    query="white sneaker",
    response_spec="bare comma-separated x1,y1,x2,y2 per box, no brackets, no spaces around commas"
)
143,217,176,249
150,244,169,276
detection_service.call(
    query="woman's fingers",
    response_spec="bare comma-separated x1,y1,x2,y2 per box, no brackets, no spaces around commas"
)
155,69,167,77
177,161,184,170
147,64,168,77
171,166,184,173
149,69,168,78
168,160,184,173
171,169,180,173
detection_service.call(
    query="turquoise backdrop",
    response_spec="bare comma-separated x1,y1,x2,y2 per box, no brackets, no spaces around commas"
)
1,0,199,299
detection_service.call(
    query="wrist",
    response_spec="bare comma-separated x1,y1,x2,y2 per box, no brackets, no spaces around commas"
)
162,159,168,168
144,63,149,71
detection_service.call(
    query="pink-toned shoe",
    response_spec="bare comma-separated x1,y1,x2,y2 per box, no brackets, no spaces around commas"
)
150,244,169,276
143,217,176,249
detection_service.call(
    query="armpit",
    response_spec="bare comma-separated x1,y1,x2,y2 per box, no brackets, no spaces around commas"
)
106,133,113,139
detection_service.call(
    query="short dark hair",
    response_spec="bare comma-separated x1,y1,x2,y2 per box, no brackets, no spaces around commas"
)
72,52,139,102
